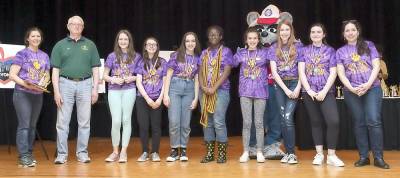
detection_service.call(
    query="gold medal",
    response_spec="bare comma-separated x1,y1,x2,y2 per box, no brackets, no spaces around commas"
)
149,68,156,76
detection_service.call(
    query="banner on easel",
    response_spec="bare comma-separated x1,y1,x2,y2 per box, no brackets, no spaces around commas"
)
0,44,25,89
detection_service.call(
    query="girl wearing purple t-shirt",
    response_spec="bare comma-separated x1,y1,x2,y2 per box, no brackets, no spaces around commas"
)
337,20,389,169
298,23,344,167
103,30,139,163
199,25,233,163
233,27,268,163
163,32,201,162
136,37,167,162
269,21,302,164
9,27,50,167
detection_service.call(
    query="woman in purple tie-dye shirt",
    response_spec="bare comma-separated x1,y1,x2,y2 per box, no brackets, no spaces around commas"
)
336,20,389,169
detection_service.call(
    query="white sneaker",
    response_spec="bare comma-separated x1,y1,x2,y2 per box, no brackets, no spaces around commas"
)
280,153,289,163
239,152,250,163
287,154,298,164
312,153,324,165
151,152,161,162
327,155,345,167
137,152,149,162
256,151,265,163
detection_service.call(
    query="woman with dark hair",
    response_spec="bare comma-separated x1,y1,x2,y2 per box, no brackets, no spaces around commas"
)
163,32,201,162
135,37,167,162
298,23,344,167
268,21,302,164
9,27,50,167
103,30,140,163
233,27,268,163
336,20,389,169
199,25,233,163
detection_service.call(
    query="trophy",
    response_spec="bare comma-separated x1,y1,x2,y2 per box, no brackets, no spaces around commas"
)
390,85,398,97
25,72,51,93
336,86,343,98
381,80,389,97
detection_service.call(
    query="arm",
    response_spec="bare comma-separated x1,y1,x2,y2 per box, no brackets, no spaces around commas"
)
298,62,317,100
191,74,199,109
9,65,41,92
154,76,166,109
103,67,124,85
337,64,356,94
91,67,99,104
357,58,380,95
270,61,293,97
316,67,337,101
162,68,174,107
209,65,231,94
136,74,155,107
52,68,63,108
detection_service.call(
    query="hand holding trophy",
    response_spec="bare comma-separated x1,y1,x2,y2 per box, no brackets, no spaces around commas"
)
25,72,51,93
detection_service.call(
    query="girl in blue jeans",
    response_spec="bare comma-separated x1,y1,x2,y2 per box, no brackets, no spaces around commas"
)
163,32,201,162
269,21,303,164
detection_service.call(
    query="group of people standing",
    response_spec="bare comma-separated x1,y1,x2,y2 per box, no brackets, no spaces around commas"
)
9,15,389,170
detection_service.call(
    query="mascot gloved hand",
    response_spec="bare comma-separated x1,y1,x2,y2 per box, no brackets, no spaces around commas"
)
246,4,292,160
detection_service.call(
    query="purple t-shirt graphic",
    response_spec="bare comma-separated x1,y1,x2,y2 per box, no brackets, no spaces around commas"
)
233,47,269,99
13,48,50,94
136,57,167,99
299,44,336,92
167,52,200,79
336,41,380,89
268,42,303,79
105,52,140,90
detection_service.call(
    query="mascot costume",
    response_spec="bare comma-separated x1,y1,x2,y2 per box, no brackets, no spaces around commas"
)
246,4,293,160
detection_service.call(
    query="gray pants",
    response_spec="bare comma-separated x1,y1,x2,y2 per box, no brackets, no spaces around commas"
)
240,97,266,151
56,77,92,157
13,89,43,157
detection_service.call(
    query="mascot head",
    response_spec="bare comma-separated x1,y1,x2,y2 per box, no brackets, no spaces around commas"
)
246,4,293,46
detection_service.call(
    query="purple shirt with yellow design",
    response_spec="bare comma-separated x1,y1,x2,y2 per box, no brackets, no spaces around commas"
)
336,41,380,88
136,57,167,99
13,48,50,94
233,47,269,99
298,44,336,92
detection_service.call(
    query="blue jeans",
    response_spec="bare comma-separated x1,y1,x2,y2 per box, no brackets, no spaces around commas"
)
250,84,281,146
13,89,43,157
56,77,92,157
168,77,195,148
343,86,384,159
275,80,298,154
108,88,136,147
200,89,230,142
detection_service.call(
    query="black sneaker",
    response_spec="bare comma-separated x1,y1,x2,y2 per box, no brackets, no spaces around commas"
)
180,148,188,161
166,148,179,162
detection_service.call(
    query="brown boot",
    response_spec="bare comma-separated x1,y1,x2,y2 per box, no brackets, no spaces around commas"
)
200,141,215,163
216,142,227,163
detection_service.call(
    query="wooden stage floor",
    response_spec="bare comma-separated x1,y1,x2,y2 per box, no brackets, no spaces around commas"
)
0,137,399,178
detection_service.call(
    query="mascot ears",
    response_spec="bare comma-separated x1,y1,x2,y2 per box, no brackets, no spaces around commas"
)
278,12,293,24
247,11,260,27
